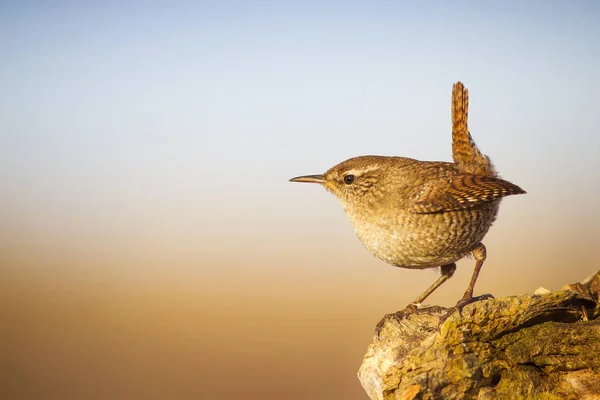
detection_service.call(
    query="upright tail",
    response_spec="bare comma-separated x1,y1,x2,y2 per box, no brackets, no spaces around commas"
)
451,82,494,175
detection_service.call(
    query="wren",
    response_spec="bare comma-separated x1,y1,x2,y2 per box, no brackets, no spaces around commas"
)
290,82,525,333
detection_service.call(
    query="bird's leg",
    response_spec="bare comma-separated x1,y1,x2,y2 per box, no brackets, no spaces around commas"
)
440,243,493,325
375,263,456,337
411,263,457,306
456,242,488,310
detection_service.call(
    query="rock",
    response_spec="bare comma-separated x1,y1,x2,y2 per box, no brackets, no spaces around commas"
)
358,271,600,400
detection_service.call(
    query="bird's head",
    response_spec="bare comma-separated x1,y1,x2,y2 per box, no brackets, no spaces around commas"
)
290,156,403,211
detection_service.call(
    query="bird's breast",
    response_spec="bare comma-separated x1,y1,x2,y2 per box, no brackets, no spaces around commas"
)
343,202,499,269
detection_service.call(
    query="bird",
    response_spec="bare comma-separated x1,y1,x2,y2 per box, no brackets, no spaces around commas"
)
289,82,526,333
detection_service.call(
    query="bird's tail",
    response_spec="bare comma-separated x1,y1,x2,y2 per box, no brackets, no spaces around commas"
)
451,82,494,175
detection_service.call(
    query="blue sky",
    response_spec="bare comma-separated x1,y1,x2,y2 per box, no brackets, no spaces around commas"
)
1,1,599,259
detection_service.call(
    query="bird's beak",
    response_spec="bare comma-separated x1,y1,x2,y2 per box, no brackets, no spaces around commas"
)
289,174,326,184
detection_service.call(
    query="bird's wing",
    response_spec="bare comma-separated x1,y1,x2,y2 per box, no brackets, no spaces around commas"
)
409,174,526,214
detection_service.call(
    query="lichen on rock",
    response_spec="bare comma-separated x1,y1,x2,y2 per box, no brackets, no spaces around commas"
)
358,271,600,400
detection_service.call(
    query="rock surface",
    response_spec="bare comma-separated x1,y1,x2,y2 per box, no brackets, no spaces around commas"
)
358,271,600,400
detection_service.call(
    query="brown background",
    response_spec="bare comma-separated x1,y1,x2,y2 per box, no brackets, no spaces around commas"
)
2,2,600,399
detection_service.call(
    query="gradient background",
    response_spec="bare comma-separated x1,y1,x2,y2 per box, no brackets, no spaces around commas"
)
2,1,600,399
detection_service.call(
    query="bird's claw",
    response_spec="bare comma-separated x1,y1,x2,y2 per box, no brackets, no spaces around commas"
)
439,293,495,325
374,304,418,339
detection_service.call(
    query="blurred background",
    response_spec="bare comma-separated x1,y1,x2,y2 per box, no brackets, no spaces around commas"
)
1,1,599,399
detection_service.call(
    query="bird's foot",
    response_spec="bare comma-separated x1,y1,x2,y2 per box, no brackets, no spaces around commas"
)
439,293,495,325
375,303,418,339
456,293,494,312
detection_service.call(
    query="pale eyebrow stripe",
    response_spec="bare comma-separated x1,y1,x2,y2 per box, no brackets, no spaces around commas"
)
344,165,381,176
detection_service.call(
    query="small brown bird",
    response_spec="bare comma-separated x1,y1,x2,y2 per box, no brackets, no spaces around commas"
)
290,82,525,330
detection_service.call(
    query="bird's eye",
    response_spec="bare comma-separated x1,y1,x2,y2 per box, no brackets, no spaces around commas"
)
343,174,355,185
